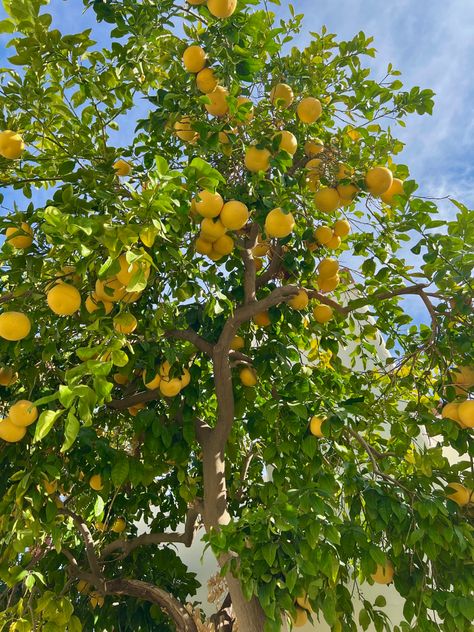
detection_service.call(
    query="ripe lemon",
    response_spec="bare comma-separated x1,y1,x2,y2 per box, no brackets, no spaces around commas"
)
333,219,351,238
85,294,113,315
442,402,461,423
314,225,333,245
195,190,224,218
143,368,161,390
111,517,126,533
457,400,474,428
245,146,271,172
252,241,270,257
95,278,127,302
5,222,33,249
239,367,257,386
47,283,81,316
0,418,27,442
235,96,254,123
0,367,18,386
447,482,472,506
314,187,341,213
182,45,207,73
89,474,103,491
113,159,132,176
43,479,58,495
128,402,146,416
220,200,249,230
452,366,474,388
296,595,312,611
180,367,191,388
318,258,339,279
336,183,358,203
365,166,393,196
309,415,325,437
200,218,227,242
291,607,308,627
313,304,334,323
195,236,213,255
371,561,394,584
174,116,198,143
205,86,229,117
213,234,234,255
208,249,223,261
122,290,142,304
114,372,129,385
380,178,405,205
253,311,271,327
318,274,340,293
0,130,25,159
270,83,294,108
231,335,244,350
160,377,182,397
297,97,322,123
116,254,151,287
289,289,308,310
196,67,218,93
274,130,297,155
326,234,341,250
207,0,237,18
9,400,38,427
265,207,295,238
304,139,324,156
0,311,31,341
113,313,137,334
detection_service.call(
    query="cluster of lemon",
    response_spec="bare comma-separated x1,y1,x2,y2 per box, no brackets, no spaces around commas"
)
192,190,249,260
143,360,191,398
441,366,474,429
312,218,351,252
0,400,38,443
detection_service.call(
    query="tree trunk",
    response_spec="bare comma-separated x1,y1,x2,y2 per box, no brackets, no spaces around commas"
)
225,571,267,632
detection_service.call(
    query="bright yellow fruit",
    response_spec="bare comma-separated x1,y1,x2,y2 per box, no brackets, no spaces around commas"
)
205,86,229,117
333,219,351,238
113,313,137,334
297,97,322,123
296,595,312,611
313,304,334,323
43,479,58,495
89,474,103,491
9,400,38,427
0,367,18,386
220,200,249,230
160,377,182,397
128,402,146,416
253,311,271,327
111,517,126,533
265,207,295,238
304,139,324,156
306,158,322,172
213,234,234,255
122,290,142,304
174,116,198,143
270,83,294,108
245,146,271,172
253,241,270,257
85,294,113,315
5,222,33,249
336,163,352,180
196,67,218,93
447,482,472,506
289,289,308,310
318,274,340,293
235,96,254,123
365,166,393,196
309,415,325,437
195,236,213,255
47,283,81,316
207,0,237,18
274,130,297,155
240,367,257,386
180,368,191,388
231,335,244,350
371,561,394,585
195,190,224,218
201,218,227,242
336,183,358,203
143,368,161,390
453,366,474,388
95,278,127,302
314,226,333,245
113,159,132,176
318,258,339,279
326,235,341,250
441,402,461,423
0,418,27,442
314,187,341,213
182,45,207,73
380,178,405,205
0,311,31,341
457,400,474,428
114,372,129,385
116,254,151,287
0,130,25,159
292,607,308,627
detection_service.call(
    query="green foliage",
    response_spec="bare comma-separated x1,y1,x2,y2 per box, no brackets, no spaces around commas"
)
0,0,472,630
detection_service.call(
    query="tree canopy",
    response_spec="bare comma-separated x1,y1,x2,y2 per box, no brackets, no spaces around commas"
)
0,0,473,631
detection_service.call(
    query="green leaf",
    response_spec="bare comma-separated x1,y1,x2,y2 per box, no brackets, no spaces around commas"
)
94,495,105,517
34,410,65,442
359,609,371,630
111,457,130,487
61,410,80,452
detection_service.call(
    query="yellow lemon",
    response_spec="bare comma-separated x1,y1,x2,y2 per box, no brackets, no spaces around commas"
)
0,418,27,442
253,311,271,327
47,283,81,316
380,178,405,205
309,415,325,437
235,96,254,123
304,139,324,156
314,187,341,213
113,159,132,176
274,130,297,155
264,207,295,238
116,254,151,287
314,225,333,245
195,236,213,255
89,474,103,491
270,83,294,108
297,97,322,123
110,517,126,533
365,166,393,196
220,200,249,230
457,400,474,428
318,258,339,279
160,378,182,397
9,400,38,427
182,45,207,73
231,335,244,350
245,146,271,172
213,234,234,255
113,313,137,334
313,304,334,323
174,116,198,143
205,86,229,117
0,311,31,341
326,234,341,250
239,367,257,386
195,190,224,218
0,367,18,386
200,218,227,242
288,289,309,310
196,67,218,93
85,294,113,315
318,274,340,293
207,0,237,18
333,219,351,238
371,561,394,585
95,278,127,302
5,222,33,249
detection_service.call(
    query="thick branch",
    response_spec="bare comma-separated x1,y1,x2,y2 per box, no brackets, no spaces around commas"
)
59,508,103,587
164,329,213,356
306,290,346,314
109,388,160,410
105,578,198,632
343,283,430,315
100,502,202,561
241,223,259,304
256,242,283,289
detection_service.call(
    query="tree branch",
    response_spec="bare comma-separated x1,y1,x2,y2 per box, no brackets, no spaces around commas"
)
59,508,104,588
100,501,202,561
256,242,283,289
241,222,259,304
164,329,213,356
109,388,161,410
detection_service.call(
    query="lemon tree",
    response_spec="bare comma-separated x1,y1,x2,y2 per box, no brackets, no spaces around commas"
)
0,0,473,631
